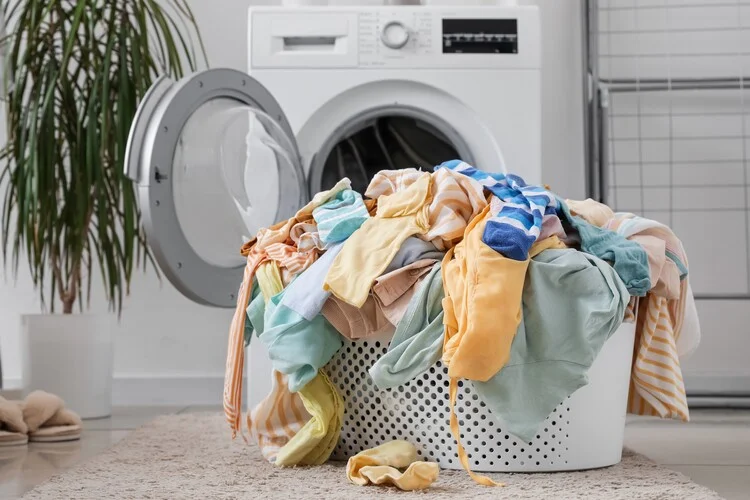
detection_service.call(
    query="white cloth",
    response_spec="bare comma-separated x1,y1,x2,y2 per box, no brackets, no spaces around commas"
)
280,243,344,321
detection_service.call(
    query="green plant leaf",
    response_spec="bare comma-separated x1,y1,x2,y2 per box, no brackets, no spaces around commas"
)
1,0,205,314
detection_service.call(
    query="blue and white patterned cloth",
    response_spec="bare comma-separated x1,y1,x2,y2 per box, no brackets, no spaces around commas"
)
312,189,369,246
437,160,557,261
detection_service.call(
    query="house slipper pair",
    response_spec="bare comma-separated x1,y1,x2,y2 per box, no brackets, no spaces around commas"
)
0,391,82,446
0,397,27,446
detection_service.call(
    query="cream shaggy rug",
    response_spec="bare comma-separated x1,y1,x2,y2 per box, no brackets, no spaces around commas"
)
23,413,722,499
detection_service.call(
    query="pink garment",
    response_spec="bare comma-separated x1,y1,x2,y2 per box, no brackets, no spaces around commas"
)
566,198,615,227
540,214,567,241
372,259,437,326
627,234,680,300
321,295,394,341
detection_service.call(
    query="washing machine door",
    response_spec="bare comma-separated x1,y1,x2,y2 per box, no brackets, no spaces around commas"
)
125,68,307,308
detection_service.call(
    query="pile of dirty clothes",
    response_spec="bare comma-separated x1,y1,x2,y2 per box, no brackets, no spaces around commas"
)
222,160,701,488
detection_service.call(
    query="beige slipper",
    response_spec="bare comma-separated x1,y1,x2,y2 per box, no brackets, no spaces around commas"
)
22,391,82,443
0,396,28,446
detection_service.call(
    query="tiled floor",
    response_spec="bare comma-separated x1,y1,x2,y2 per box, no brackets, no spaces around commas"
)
0,407,748,499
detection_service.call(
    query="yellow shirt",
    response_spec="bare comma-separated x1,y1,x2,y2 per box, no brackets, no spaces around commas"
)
441,205,528,382
442,226,565,486
324,172,432,308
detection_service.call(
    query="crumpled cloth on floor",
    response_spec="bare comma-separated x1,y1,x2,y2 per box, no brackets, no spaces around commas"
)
346,440,440,491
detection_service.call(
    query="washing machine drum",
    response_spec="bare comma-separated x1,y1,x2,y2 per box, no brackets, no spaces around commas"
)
316,115,460,194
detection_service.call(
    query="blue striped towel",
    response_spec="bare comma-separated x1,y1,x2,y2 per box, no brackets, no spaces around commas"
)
312,189,370,246
437,160,557,261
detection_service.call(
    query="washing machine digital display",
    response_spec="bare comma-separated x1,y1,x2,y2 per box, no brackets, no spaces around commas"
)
442,19,518,54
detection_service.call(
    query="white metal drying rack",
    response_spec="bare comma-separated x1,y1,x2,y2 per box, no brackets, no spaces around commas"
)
583,0,750,300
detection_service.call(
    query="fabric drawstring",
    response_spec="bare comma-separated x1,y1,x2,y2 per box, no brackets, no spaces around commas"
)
448,378,504,487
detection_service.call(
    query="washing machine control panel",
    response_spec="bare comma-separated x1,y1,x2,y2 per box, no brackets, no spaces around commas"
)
380,20,411,50
357,7,538,69
249,7,539,70
358,10,434,63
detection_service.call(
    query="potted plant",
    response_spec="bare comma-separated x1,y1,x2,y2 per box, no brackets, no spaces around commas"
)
0,1,205,418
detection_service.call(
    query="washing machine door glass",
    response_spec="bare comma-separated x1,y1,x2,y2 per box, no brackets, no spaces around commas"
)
125,68,306,308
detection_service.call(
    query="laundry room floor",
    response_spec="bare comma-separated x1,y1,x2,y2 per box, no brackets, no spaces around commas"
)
1,407,748,499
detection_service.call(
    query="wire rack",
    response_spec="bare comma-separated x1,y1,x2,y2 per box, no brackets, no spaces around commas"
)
587,0,750,299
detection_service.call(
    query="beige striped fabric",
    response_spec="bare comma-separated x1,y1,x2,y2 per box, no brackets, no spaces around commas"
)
566,205,695,422
423,168,487,250
225,246,272,439
248,370,311,463
366,168,487,251
265,242,319,285
628,293,689,421
365,168,425,198
624,298,637,323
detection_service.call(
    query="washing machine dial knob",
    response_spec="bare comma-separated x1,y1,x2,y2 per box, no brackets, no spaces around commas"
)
381,20,410,50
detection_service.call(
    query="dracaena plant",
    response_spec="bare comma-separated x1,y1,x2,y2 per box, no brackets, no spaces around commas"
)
0,0,206,313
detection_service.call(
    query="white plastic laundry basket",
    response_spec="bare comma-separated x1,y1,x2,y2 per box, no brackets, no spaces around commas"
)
325,322,636,472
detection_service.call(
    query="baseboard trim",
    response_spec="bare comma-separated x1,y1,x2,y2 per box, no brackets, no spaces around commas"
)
3,375,240,406
6,373,749,406
688,396,750,408
685,374,750,397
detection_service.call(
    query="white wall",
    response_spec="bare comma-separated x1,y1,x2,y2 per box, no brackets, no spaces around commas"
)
0,0,266,405
0,0,587,405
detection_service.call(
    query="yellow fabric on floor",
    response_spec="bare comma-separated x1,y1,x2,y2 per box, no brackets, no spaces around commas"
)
325,172,432,308
441,204,528,382
274,370,344,467
346,440,439,491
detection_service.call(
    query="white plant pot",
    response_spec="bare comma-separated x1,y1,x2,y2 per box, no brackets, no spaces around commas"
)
21,314,113,419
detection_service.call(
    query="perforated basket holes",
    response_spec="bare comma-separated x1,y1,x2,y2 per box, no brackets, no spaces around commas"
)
324,338,573,471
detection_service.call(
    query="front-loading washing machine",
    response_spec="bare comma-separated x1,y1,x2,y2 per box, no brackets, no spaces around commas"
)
125,4,541,408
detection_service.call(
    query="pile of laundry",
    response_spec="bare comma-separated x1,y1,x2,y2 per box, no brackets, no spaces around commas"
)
222,160,700,489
